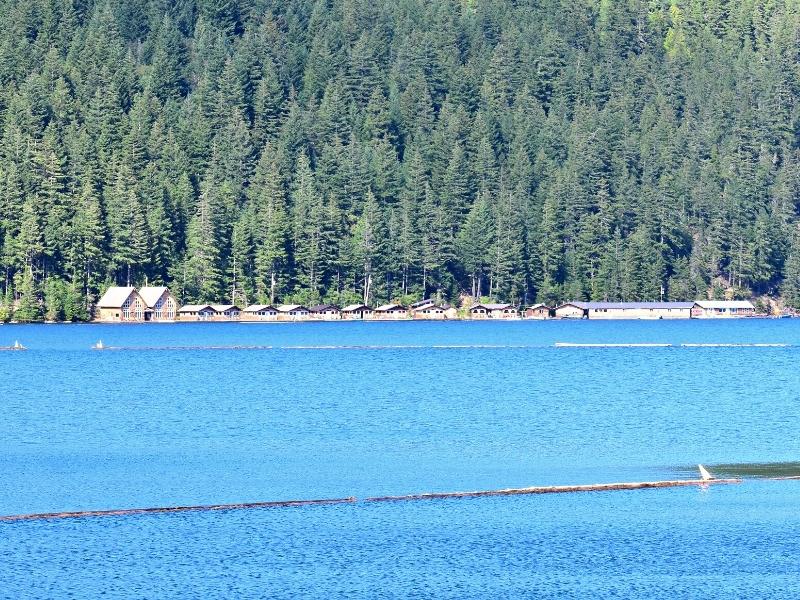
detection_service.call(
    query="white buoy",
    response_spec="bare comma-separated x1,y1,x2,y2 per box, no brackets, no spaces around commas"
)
698,464,714,481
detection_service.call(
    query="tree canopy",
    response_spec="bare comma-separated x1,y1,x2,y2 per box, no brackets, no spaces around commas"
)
1,0,799,319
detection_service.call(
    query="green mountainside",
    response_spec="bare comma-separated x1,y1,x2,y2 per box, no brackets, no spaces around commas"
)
1,0,799,320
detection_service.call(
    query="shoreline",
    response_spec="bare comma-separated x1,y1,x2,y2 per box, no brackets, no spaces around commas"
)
0,315,782,325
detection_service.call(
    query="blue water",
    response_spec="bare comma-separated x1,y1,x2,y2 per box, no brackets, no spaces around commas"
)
2,320,800,597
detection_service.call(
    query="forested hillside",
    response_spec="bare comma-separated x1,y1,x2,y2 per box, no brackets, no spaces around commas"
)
1,0,800,320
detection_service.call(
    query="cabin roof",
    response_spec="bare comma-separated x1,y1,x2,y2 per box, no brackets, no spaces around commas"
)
526,303,550,310
178,304,214,312
97,286,137,308
277,304,308,312
409,298,435,309
211,305,240,312
309,304,340,312
694,300,755,309
243,304,277,312
375,303,406,312
471,303,513,311
411,301,435,310
342,304,371,312
138,286,169,308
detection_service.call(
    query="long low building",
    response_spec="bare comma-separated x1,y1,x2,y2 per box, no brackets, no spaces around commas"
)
554,302,696,320
553,300,757,320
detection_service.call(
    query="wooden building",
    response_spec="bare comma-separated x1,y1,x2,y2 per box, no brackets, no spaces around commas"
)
411,303,447,319
210,305,241,320
374,303,410,320
469,303,518,319
138,286,177,321
242,305,279,321
309,304,341,320
341,304,373,320
277,304,310,321
96,287,146,322
691,300,756,318
178,304,216,321
554,302,587,319
524,304,552,319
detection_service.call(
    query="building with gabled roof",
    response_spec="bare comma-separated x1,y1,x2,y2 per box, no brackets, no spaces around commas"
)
409,299,435,310
138,286,177,321
210,305,241,320
277,304,310,321
341,304,373,320
691,300,756,318
469,303,518,319
524,304,552,319
411,303,447,319
242,304,279,321
178,304,216,321
96,287,146,322
374,303,409,320
309,304,341,320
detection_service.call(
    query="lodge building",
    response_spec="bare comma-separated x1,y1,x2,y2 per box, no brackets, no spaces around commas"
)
96,287,146,322
139,286,178,321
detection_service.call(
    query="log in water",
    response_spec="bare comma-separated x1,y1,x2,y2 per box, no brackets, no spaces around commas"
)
0,497,357,522
364,478,742,502
0,478,743,523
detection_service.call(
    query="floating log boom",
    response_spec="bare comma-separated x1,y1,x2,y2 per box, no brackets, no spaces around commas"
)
0,474,747,523
364,478,741,503
0,497,357,523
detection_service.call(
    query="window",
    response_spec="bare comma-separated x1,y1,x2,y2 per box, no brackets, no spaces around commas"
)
122,297,131,319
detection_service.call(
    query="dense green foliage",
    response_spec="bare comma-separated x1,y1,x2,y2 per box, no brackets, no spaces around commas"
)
1,0,799,319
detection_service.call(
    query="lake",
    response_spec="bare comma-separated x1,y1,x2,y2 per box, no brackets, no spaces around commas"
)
2,319,800,597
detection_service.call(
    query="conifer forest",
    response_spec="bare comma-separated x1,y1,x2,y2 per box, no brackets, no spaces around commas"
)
1,0,800,320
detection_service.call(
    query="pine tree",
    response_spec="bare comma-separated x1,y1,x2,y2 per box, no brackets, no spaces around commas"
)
182,180,225,302
351,188,383,304
291,152,326,300
149,15,187,102
14,266,41,322
251,146,289,304
457,191,493,299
